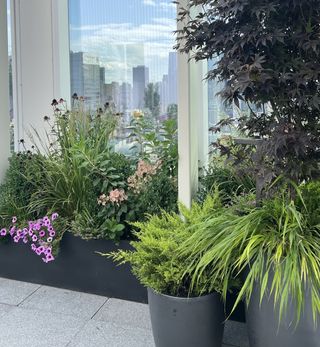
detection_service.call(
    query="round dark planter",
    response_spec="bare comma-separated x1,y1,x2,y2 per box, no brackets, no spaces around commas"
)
247,281,320,347
147,288,225,347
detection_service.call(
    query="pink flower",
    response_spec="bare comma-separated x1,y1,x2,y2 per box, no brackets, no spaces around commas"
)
32,235,38,242
12,216,17,223
51,213,59,221
0,228,6,236
9,226,15,236
45,254,55,262
39,230,46,237
34,223,41,231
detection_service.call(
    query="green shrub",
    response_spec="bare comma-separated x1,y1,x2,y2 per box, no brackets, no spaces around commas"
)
198,158,255,203
0,152,46,224
181,184,320,323
105,193,224,297
130,167,178,219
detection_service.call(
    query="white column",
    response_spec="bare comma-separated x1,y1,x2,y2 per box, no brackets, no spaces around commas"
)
177,1,206,208
0,0,11,180
198,61,209,168
12,0,70,150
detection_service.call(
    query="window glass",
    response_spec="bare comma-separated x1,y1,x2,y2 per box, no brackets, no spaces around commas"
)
69,0,178,148
7,0,14,150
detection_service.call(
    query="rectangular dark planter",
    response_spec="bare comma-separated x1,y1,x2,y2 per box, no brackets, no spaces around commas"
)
0,232,147,303
0,232,245,322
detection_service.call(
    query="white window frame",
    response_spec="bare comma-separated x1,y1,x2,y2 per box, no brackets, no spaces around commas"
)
0,0,11,180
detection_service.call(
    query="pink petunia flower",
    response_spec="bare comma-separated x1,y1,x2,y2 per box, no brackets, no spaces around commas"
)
51,213,59,221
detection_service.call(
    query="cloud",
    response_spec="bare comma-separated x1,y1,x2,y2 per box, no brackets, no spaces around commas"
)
143,0,156,6
159,2,176,10
70,18,176,83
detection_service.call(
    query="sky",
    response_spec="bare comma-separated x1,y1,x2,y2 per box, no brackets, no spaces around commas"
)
7,0,11,55
69,0,177,84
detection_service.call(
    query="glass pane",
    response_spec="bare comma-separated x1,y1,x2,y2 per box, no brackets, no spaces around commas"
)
68,0,178,147
7,0,14,151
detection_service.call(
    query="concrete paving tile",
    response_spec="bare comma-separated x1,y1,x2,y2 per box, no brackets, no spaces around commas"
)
0,302,15,318
223,320,249,347
68,320,155,347
0,278,40,305
93,298,152,330
20,285,107,319
0,306,86,347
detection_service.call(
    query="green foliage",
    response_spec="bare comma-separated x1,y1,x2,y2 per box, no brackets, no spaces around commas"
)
71,209,126,241
1,100,178,244
131,168,178,219
26,104,134,241
105,193,224,297
0,152,45,224
181,184,320,324
144,83,160,119
128,117,178,176
167,103,177,119
198,158,255,203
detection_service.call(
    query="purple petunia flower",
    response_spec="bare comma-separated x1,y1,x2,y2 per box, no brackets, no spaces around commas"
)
0,228,7,236
46,254,55,262
35,223,41,231
3,214,57,264
38,246,45,253
45,247,52,255
51,213,59,221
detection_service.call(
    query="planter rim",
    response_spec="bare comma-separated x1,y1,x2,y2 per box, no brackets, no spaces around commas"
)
147,287,220,302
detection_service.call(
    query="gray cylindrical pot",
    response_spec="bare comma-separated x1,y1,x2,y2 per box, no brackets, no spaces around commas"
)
147,288,225,347
246,280,320,347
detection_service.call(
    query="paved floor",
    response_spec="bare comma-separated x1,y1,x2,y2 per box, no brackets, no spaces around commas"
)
0,278,249,347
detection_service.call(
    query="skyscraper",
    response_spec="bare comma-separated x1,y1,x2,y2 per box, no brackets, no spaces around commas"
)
160,74,169,113
168,52,177,105
120,82,132,112
70,52,101,110
99,67,106,105
132,65,149,109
